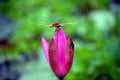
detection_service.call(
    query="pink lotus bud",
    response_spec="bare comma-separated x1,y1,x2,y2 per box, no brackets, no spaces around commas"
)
41,28,74,80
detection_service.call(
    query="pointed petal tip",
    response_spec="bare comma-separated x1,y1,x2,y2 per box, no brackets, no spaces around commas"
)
67,37,73,43
67,38,74,49
41,37,49,45
41,36,45,41
55,28,66,38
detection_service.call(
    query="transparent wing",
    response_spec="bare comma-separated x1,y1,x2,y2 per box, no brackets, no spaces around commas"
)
60,22,78,26
37,21,78,27
37,21,51,26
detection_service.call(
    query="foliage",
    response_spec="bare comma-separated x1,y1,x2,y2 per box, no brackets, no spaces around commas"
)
0,0,120,80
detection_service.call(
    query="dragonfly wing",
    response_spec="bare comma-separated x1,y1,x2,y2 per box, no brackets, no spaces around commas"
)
37,21,51,26
60,22,78,26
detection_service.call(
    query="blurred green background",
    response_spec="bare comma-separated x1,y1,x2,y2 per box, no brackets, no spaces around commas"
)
0,0,120,80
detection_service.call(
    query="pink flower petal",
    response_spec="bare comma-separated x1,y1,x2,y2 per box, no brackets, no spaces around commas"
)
41,37,49,63
49,39,61,77
62,38,74,76
54,28,66,70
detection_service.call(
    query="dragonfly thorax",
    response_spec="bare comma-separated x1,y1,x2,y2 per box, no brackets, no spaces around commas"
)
51,23,61,28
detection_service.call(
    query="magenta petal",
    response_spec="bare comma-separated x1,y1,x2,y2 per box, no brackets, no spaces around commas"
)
62,38,74,76
49,39,61,77
54,28,66,70
41,37,49,64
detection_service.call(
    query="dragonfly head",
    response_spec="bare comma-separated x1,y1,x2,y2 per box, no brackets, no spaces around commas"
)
51,22,61,28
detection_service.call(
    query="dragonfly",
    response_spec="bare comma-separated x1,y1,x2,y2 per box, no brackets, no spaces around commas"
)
38,21,78,29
